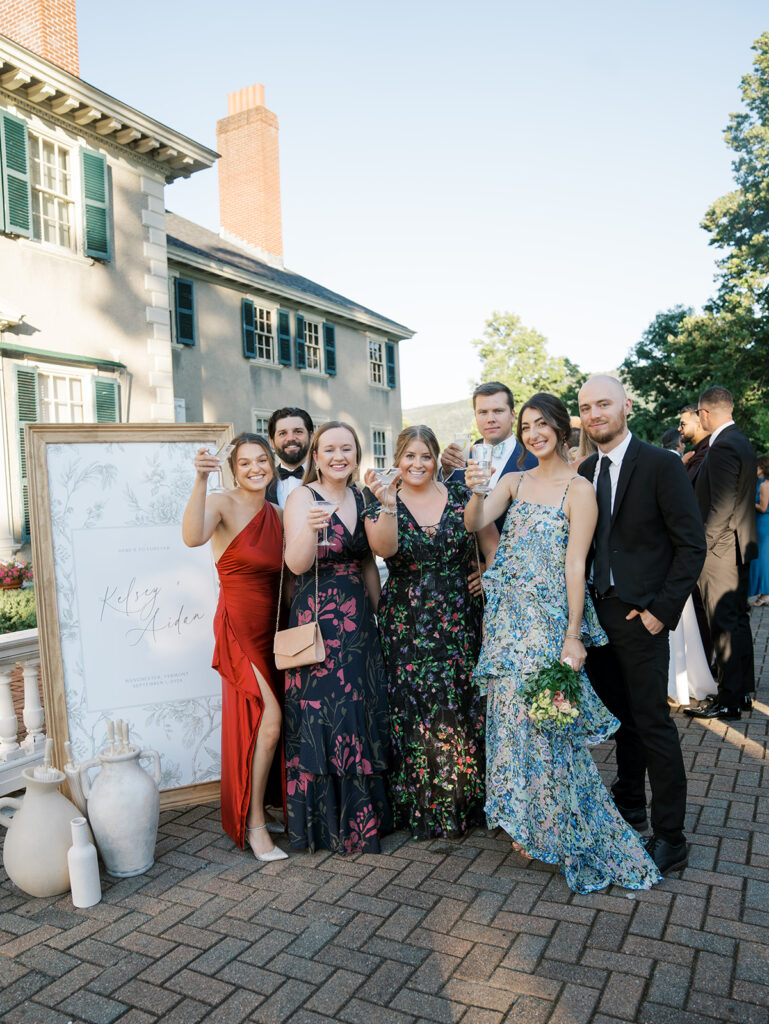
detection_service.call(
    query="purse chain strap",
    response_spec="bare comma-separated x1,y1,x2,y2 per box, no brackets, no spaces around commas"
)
275,533,319,638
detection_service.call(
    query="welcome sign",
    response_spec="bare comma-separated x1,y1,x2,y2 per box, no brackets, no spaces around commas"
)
27,424,232,808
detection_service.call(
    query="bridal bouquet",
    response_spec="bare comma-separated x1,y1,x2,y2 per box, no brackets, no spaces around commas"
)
522,658,581,728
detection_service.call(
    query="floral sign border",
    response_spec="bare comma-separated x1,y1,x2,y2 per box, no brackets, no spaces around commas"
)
27,423,233,810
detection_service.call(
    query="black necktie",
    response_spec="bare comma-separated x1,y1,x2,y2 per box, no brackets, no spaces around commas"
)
593,457,612,596
278,465,304,481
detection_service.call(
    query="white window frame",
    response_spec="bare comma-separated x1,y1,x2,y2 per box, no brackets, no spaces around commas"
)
368,334,386,387
252,409,271,436
370,425,392,471
253,305,276,363
303,318,323,373
28,127,77,253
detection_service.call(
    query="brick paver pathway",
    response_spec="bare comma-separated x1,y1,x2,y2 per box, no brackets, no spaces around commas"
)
0,607,767,1024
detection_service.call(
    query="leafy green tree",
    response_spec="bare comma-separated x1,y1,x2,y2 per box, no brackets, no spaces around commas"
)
472,311,585,416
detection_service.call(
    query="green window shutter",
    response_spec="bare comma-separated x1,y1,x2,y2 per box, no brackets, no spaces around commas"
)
242,298,256,358
385,341,397,388
0,112,32,237
174,278,195,345
295,314,306,369
16,366,38,540
81,148,110,260
323,323,337,376
94,378,120,422
277,310,292,365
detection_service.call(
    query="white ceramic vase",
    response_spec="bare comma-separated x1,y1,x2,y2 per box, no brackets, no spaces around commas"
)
0,767,92,897
79,747,161,877
67,816,101,908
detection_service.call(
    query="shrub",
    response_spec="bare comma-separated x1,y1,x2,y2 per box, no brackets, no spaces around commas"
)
0,587,37,634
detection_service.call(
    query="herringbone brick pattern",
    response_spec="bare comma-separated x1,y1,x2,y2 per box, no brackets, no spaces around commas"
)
1,607,767,1023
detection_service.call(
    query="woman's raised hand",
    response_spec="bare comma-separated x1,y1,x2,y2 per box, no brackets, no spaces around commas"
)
193,446,221,478
364,468,400,508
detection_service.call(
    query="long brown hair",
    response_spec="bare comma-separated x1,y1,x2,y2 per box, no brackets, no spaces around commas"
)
516,393,571,466
392,425,440,481
303,421,362,487
227,432,275,482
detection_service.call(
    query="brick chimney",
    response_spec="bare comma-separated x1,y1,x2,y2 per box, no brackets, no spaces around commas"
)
217,84,283,265
0,0,79,76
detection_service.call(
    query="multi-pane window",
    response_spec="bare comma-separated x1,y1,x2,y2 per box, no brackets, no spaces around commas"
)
369,338,385,385
372,428,388,470
255,308,274,361
38,371,85,423
304,320,322,371
29,132,75,249
252,411,270,435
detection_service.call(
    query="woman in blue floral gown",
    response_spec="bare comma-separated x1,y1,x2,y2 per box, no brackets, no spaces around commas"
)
283,422,392,854
363,426,497,839
465,393,661,893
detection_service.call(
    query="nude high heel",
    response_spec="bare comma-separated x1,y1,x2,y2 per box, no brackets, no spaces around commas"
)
245,825,288,862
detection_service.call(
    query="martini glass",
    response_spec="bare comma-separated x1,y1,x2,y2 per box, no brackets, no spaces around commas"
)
312,498,339,546
207,442,235,493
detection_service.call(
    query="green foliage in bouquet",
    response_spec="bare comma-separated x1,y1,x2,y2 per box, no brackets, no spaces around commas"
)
522,658,581,727
0,587,37,634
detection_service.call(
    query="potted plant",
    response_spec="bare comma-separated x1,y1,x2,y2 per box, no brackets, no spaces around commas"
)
0,560,33,590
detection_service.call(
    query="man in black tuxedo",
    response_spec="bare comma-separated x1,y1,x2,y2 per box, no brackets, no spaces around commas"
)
264,407,314,507
440,382,537,532
684,386,757,721
578,376,706,875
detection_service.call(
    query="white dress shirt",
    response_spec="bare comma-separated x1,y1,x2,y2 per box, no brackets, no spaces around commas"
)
591,431,634,586
708,420,735,447
276,462,307,507
489,434,517,485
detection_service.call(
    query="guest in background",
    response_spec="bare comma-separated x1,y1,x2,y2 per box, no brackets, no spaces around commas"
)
685,386,758,721
182,434,287,862
570,427,598,470
265,407,314,507
363,426,497,840
661,427,684,455
440,382,537,533
678,405,711,482
283,422,391,853
749,455,769,606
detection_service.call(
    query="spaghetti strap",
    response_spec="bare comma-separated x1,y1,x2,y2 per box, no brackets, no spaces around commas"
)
512,472,526,502
559,477,575,512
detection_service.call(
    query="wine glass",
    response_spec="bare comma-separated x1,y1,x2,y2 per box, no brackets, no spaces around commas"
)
312,498,339,547
207,442,235,494
471,443,493,495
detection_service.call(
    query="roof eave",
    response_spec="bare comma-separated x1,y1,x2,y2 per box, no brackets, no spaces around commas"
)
0,34,218,181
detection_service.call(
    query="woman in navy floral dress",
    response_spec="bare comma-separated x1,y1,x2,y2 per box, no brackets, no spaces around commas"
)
364,426,497,839
283,422,392,854
465,394,661,893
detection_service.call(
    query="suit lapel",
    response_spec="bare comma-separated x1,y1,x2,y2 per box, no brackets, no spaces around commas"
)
611,436,640,525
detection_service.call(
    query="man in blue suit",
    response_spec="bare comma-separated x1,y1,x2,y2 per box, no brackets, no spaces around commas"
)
440,382,537,533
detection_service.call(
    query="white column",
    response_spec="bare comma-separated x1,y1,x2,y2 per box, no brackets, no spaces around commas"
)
21,659,45,753
0,667,22,762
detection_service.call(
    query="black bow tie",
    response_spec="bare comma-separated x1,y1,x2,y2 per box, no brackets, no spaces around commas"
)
278,465,304,481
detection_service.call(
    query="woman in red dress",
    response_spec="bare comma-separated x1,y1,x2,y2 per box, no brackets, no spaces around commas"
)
182,433,287,861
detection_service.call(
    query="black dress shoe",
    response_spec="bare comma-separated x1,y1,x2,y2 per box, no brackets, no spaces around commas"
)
612,798,647,830
743,696,753,712
683,702,741,721
645,836,688,874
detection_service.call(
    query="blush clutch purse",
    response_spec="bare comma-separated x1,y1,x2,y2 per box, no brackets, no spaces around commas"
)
273,540,325,670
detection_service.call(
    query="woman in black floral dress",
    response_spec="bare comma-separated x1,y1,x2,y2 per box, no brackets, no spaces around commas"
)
364,425,497,839
283,422,392,854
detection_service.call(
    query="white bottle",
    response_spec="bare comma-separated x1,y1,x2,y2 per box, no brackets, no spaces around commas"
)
67,817,101,908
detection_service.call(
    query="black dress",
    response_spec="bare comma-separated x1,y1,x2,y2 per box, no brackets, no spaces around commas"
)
285,486,392,853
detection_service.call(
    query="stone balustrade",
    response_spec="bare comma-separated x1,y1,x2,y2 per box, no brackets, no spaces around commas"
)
0,628,45,795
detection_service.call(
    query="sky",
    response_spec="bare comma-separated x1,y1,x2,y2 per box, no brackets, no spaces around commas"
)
78,0,768,408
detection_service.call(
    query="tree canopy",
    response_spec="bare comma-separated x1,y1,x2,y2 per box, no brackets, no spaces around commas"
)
473,311,585,416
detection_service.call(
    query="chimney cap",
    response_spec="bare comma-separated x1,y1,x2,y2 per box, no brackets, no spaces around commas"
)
227,84,265,115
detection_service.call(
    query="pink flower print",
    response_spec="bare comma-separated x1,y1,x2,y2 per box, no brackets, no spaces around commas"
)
346,805,378,851
285,672,303,691
300,700,321,710
340,597,357,632
286,757,314,796
330,734,372,774
297,608,313,626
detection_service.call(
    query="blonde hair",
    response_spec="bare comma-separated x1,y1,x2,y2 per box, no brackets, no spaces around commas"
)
303,421,361,487
392,425,440,481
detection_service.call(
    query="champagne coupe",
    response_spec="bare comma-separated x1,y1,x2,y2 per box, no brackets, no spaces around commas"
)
471,443,493,495
312,498,339,547
454,433,473,464
207,442,235,494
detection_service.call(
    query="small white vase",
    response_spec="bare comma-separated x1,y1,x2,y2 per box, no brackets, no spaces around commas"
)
67,817,101,908
79,747,161,877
